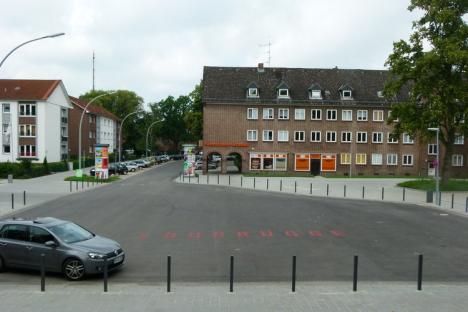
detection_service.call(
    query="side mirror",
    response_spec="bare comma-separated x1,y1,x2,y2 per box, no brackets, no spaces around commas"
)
45,240,57,248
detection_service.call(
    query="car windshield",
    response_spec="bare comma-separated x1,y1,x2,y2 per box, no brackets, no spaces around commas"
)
48,222,94,243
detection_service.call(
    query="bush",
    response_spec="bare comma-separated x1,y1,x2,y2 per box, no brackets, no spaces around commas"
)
0,159,69,179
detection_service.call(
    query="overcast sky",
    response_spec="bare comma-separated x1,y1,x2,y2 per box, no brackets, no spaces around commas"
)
0,0,420,106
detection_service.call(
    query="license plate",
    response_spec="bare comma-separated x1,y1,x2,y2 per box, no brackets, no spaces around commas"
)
114,255,123,264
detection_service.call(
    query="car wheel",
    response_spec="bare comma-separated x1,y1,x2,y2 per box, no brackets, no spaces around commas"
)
0,255,5,272
63,258,85,280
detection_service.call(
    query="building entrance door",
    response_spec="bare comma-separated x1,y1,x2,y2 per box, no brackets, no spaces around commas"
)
310,159,321,175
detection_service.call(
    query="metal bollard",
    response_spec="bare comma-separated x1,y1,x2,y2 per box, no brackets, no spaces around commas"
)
310,183,312,195
103,257,108,292
179,173,182,181
76,181,78,190
280,179,283,191
292,256,297,292
466,197,468,213
254,178,256,189
327,184,329,196
344,185,346,197
11,193,14,210
266,179,269,190
362,186,365,199
240,176,243,187
417,254,423,291
23,191,26,206
353,255,358,292
229,175,231,186
382,187,384,200
451,193,454,209
70,181,72,192
197,175,200,184
207,174,209,184
40,254,45,292
217,174,219,185
403,187,406,201
295,181,297,193
230,255,234,292
167,255,171,292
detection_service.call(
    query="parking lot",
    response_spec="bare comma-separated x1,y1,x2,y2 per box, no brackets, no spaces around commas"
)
2,161,468,285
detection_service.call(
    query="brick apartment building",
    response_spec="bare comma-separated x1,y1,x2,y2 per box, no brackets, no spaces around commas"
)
68,96,119,159
0,79,72,162
202,65,467,176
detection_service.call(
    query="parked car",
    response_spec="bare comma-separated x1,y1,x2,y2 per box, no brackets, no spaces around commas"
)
195,160,203,170
109,163,128,175
0,217,125,280
160,155,170,162
208,162,217,169
133,160,147,168
123,162,138,172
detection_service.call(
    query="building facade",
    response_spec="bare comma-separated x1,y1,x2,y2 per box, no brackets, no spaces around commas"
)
0,79,72,163
202,65,467,177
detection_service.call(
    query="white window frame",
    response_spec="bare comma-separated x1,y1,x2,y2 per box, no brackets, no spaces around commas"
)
387,154,398,166
387,133,399,144
247,108,258,120
326,109,337,121
294,109,305,120
278,108,289,120
402,133,414,144
373,110,384,122
341,131,352,143
342,90,352,99
277,130,289,142
402,154,414,166
2,103,10,113
309,90,322,99
19,124,36,137
427,144,438,155
356,132,367,143
452,154,463,166
372,132,383,143
19,145,36,157
371,153,383,165
326,131,337,142
278,89,290,99
310,131,321,142
355,153,367,165
454,134,464,145
311,109,322,120
340,153,351,165
247,130,258,141
341,110,352,121
294,131,305,142
263,108,274,120
247,88,259,98
19,103,36,117
262,130,274,142
357,110,368,121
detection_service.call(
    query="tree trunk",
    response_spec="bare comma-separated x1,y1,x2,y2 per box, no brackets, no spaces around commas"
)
441,141,453,185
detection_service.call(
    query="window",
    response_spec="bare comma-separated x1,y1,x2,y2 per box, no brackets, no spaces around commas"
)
294,109,305,120
371,153,383,165
357,110,368,121
341,153,351,165
341,110,352,121
2,103,10,113
278,89,289,98
247,130,258,141
309,90,322,99
373,110,384,121
377,91,384,98
326,109,337,121
263,108,274,120
247,108,258,120
89,131,93,139
262,130,273,141
372,132,383,143
19,125,36,137
402,154,413,166
247,88,259,98
3,145,10,153
310,131,321,142
278,108,289,120
30,226,55,245
277,130,289,142
403,133,414,144
89,146,93,153
341,131,352,143
356,153,367,165
387,154,398,165
311,109,322,120
326,131,337,142
342,90,352,99
388,110,399,122
356,132,367,143
19,103,36,116
388,133,399,143
0,224,28,241
454,134,464,145
428,144,438,155
20,145,36,157
294,131,305,142
452,154,463,166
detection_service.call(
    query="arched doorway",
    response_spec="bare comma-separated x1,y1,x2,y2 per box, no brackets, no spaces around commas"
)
207,152,222,173
226,152,242,173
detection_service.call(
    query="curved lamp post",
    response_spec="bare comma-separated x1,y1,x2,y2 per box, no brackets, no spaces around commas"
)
118,111,139,165
78,92,116,171
428,127,440,205
145,120,163,158
0,33,65,69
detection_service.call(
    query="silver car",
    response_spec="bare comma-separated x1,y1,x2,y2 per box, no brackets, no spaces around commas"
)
0,217,124,280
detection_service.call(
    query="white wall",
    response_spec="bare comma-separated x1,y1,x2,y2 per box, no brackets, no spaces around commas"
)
0,101,17,162
97,116,117,151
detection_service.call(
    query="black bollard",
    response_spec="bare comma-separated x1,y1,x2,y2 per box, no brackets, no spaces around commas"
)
23,191,26,206
103,257,108,292
280,179,283,191
292,256,297,292
327,184,329,196
70,181,72,192
11,193,14,210
295,181,297,193
217,173,219,184
229,255,234,292
167,255,171,292
344,185,346,197
362,186,365,199
403,187,406,201
81,180,84,189
76,181,78,190
240,176,243,187
417,255,423,291
207,174,209,184
267,179,269,190
229,175,231,186
451,193,454,209
254,178,256,189
382,187,384,200
310,183,312,195
40,254,45,292
353,255,358,292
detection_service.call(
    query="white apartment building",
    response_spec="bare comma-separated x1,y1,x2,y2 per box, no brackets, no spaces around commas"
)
0,79,72,163
96,115,118,152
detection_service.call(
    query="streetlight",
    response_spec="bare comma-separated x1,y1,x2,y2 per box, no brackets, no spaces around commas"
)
0,33,65,69
78,92,116,172
428,127,440,205
145,120,163,158
118,111,139,165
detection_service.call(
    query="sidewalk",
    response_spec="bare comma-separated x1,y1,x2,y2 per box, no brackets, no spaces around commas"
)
177,174,468,215
1,281,467,312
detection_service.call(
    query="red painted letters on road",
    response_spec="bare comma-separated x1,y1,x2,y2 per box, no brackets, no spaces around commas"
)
259,230,273,238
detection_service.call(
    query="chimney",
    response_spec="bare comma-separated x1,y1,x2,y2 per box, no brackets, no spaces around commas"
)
257,63,265,72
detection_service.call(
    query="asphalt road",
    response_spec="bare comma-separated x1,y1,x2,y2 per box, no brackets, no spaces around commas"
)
2,161,468,284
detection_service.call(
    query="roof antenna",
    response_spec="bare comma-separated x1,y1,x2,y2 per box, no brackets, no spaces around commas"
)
92,51,95,91
259,40,272,67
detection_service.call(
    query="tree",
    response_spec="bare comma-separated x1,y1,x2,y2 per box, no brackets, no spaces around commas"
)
384,0,467,183
184,82,203,141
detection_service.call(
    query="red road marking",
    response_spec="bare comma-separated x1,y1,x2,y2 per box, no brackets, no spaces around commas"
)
284,230,300,238
164,232,177,239
237,231,249,238
138,232,148,240
308,230,322,237
259,230,273,238
330,230,346,237
212,231,225,239
188,232,202,240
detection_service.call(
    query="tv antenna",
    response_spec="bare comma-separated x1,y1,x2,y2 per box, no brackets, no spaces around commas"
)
92,51,95,91
259,41,272,66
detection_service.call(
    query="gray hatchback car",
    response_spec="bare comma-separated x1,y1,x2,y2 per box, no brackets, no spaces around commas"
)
0,217,124,280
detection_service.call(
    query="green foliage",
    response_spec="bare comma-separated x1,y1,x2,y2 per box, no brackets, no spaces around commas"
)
384,0,468,182
43,157,49,174
0,160,68,179
398,179,468,191
64,175,120,183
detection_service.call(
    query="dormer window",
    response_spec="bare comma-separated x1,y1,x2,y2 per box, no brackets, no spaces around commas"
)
342,90,352,99
310,90,322,99
248,88,259,98
339,84,353,100
278,88,289,98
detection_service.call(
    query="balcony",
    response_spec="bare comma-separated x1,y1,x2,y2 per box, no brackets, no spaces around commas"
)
61,136,68,142
19,152,37,157
61,117,68,124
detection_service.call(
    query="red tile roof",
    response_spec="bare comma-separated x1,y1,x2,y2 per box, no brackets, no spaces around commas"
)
0,79,61,100
69,96,120,121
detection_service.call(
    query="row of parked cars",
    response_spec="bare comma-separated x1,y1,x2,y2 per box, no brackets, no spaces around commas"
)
89,155,171,176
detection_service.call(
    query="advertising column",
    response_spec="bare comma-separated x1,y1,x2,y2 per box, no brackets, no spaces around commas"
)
95,144,109,179
182,144,196,176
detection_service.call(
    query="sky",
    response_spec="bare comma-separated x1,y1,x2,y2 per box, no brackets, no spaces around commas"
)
0,0,421,106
